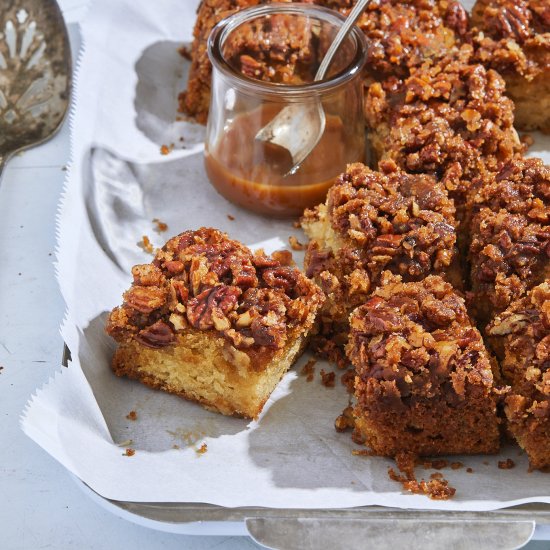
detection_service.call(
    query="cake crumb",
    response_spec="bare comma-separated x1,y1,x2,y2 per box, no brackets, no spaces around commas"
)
152,218,168,233
123,448,135,457
320,369,336,388
430,472,444,480
160,143,174,155
335,406,355,432
292,220,301,229
498,458,515,470
467,467,474,473
126,410,137,421
310,336,348,369
388,467,456,500
352,449,376,456
422,459,449,470
483,461,489,466
138,235,154,254
172,444,180,450
227,214,235,221
450,462,463,470
178,45,192,60
300,359,316,382
196,443,208,455
289,235,306,251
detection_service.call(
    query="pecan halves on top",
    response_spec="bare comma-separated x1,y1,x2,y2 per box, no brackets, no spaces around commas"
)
187,285,241,330
445,1,470,40
136,320,175,349
107,228,324,351
124,285,167,314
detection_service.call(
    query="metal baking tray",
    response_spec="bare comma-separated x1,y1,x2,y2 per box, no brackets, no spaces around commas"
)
77,478,550,549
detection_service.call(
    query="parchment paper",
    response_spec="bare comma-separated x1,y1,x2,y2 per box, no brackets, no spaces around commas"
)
21,0,550,509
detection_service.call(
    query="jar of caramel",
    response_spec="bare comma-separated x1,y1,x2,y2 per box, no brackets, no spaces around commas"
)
205,3,367,218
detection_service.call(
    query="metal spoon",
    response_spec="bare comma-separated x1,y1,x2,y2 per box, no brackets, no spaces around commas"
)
255,0,370,177
0,0,71,180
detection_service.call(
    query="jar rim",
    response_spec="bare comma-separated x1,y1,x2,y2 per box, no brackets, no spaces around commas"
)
207,3,367,98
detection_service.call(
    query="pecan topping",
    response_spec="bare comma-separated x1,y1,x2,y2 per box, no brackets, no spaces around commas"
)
365,45,523,208
136,320,174,349
106,228,324,351
348,273,497,404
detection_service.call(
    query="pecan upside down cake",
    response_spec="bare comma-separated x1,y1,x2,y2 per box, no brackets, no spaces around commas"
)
106,228,323,419
365,44,524,223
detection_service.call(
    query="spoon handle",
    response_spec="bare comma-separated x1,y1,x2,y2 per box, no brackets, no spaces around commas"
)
315,0,371,81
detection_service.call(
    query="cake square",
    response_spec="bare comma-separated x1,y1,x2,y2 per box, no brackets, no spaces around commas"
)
106,228,324,419
347,273,502,457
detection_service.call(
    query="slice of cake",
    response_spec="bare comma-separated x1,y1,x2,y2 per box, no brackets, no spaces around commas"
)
302,161,459,346
347,273,502,457
472,0,550,133
487,283,550,470
106,228,324,419
365,45,524,222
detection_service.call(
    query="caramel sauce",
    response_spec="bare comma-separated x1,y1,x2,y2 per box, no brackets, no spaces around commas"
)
205,105,364,218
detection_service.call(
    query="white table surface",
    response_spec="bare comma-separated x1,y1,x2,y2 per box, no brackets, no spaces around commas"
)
0,2,547,549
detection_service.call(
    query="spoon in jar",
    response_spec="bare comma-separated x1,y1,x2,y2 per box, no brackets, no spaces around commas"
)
255,0,370,177
0,0,72,182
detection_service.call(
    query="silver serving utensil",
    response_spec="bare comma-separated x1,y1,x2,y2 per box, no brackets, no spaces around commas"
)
255,0,370,176
0,0,71,180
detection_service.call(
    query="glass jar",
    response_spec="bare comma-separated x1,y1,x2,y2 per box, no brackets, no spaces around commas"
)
205,3,367,218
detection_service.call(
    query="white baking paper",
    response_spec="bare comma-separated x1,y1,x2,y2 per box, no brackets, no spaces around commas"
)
22,0,550,509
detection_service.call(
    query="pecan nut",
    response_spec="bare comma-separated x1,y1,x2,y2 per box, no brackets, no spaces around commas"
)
187,286,241,330
124,286,166,314
445,1,469,39
136,320,174,348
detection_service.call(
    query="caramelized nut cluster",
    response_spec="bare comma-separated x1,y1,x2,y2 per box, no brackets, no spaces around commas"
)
472,0,550,80
468,157,550,219
365,45,523,209
304,161,457,289
348,273,496,408
107,228,323,351
334,0,470,83
468,158,550,322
